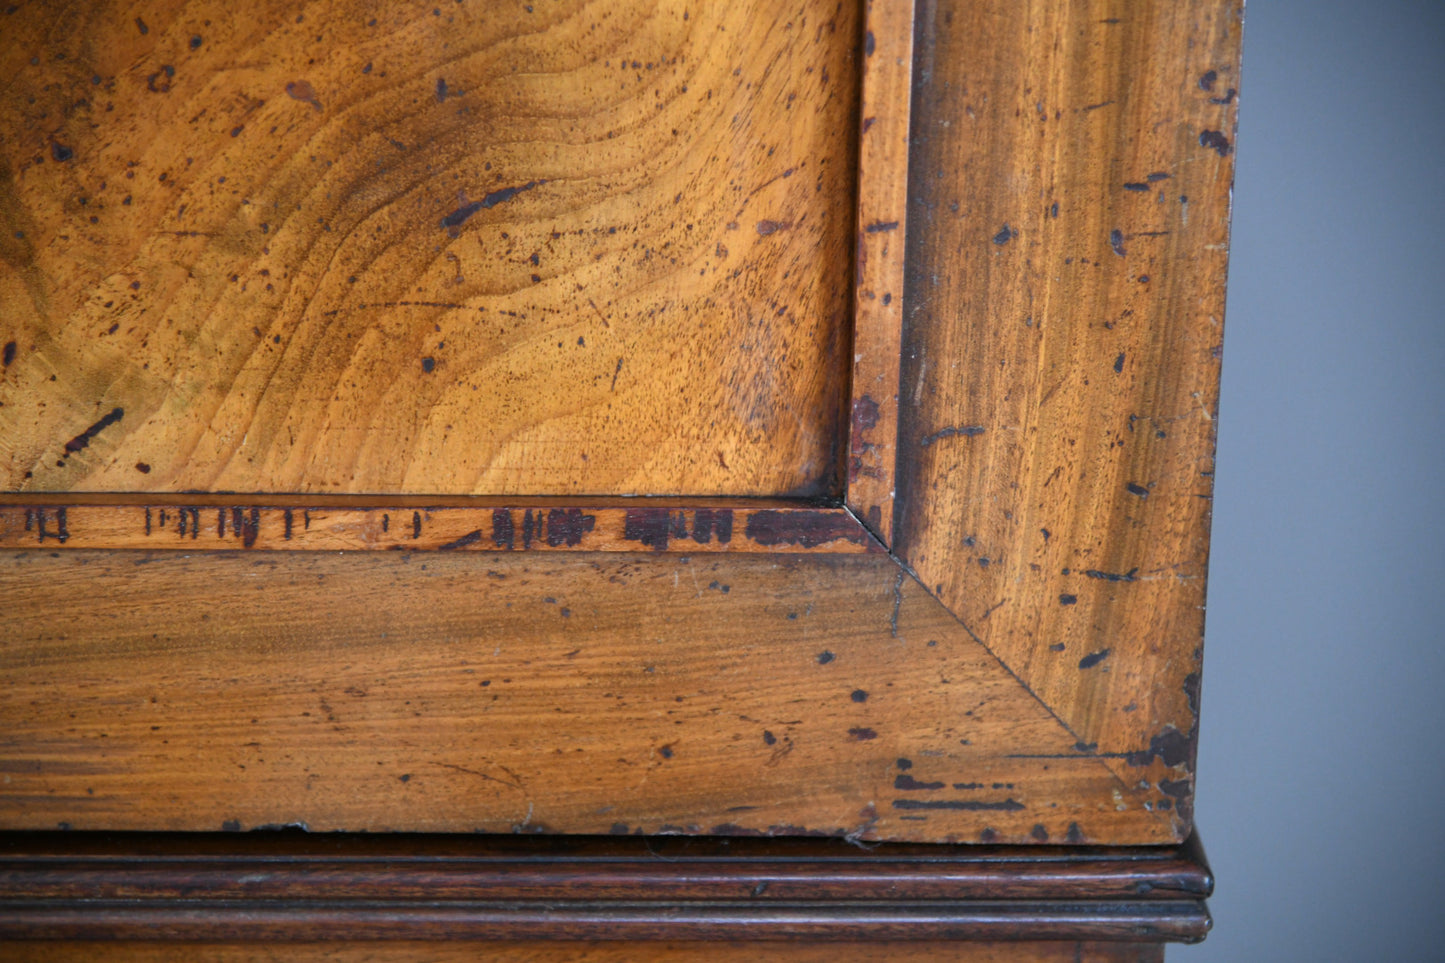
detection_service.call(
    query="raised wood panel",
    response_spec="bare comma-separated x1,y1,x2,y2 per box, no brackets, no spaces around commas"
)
894,0,1241,837
0,549,1171,843
0,0,859,497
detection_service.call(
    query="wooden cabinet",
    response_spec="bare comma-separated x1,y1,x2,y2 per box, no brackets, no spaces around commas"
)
0,0,1240,956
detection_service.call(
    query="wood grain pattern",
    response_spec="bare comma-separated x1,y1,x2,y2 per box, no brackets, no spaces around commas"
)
894,0,1241,839
0,549,1171,843
0,0,859,497
0,943,1165,962
0,501,880,553
844,0,914,545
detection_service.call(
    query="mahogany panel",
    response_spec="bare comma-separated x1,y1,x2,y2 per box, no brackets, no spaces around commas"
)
0,0,860,497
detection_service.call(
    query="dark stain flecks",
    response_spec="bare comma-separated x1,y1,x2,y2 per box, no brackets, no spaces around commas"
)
1123,182,1149,192
848,727,878,741
849,394,881,481
421,357,435,373
441,180,545,231
1110,229,1127,256
1077,648,1111,669
622,508,685,551
919,424,984,447
1210,88,1237,106
892,799,1024,812
240,508,260,548
63,407,123,455
1114,352,1126,373
135,462,151,473
545,508,596,547
491,509,514,548
1159,777,1191,799
29,507,69,544
1059,593,1077,605
1066,822,1086,844
763,730,776,746
435,78,449,102
51,143,73,163
850,689,868,703
864,220,899,233
755,220,791,236
2,341,15,366
285,80,322,111
992,224,1014,245
1126,727,1192,768
1199,130,1232,156
690,508,733,545
744,510,865,549
816,650,836,665
1198,70,1218,92
894,774,944,791
1031,824,1049,842
864,29,875,55
1084,567,1138,582
1126,482,1149,497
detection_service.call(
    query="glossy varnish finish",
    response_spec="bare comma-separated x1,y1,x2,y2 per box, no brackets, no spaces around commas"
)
0,0,859,497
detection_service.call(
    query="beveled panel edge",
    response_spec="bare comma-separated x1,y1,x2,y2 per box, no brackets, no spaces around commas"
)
844,0,916,547
0,500,883,554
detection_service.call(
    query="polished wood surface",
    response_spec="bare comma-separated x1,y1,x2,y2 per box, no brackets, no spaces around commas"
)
893,0,1242,835
0,0,859,497
0,549,1167,843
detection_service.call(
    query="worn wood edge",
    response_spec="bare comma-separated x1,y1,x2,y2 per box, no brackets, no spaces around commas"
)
844,0,915,548
0,900,1211,943
0,941,1168,963
0,831,1211,942
0,832,1214,903
0,501,883,554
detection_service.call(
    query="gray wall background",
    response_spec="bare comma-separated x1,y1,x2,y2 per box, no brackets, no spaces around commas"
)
1181,1,1445,959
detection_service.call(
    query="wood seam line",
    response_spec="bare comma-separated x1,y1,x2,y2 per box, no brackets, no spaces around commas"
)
857,520,1178,837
